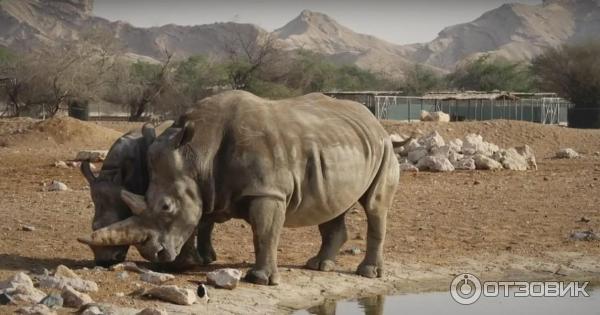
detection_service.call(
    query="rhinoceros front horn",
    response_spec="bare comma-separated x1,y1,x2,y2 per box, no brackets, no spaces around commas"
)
121,190,147,215
77,217,148,246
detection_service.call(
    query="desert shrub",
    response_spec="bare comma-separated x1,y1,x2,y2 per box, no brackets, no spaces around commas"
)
448,55,534,92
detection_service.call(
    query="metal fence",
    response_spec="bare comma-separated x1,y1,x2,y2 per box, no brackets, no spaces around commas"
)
370,96,572,125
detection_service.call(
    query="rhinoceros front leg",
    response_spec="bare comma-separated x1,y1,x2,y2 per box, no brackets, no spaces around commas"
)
196,219,217,265
305,211,348,272
244,197,285,285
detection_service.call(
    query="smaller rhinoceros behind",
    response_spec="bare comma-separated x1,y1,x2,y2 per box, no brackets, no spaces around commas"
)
80,122,216,269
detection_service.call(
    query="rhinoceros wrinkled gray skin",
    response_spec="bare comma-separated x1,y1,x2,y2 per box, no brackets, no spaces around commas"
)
80,122,216,269
81,91,400,285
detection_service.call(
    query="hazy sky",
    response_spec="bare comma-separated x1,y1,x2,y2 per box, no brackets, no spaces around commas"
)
94,0,543,45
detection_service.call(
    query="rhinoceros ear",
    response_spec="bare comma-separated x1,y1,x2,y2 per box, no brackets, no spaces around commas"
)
81,161,97,184
121,190,147,215
171,121,194,148
142,123,156,146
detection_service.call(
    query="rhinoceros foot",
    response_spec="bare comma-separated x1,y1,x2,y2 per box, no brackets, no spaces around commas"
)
305,257,336,272
356,263,383,278
244,269,280,286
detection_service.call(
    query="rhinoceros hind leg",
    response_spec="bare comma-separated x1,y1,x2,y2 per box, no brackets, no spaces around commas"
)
356,143,399,278
305,212,348,272
196,220,217,265
244,197,285,286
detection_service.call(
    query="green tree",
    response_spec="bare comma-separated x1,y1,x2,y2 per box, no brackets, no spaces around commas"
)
401,64,444,96
532,42,600,128
448,55,534,92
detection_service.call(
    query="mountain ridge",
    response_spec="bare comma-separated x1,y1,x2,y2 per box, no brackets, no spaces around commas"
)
1,0,599,78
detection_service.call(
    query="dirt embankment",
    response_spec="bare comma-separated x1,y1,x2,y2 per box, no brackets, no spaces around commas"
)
0,118,599,314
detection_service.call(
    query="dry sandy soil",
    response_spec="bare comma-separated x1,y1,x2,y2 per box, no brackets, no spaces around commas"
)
1,117,600,314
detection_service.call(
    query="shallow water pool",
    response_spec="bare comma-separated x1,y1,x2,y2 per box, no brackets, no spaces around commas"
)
294,290,599,315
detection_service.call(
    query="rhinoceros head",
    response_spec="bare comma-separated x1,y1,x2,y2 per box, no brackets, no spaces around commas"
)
80,124,157,266
79,123,202,263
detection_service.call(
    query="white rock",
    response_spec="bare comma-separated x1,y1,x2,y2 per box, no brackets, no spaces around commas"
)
75,150,108,162
145,285,196,305
473,154,503,170
403,138,421,154
0,272,46,304
462,134,498,156
61,285,93,308
407,148,428,164
416,156,455,172
109,262,149,273
420,110,450,122
448,150,464,164
67,161,81,168
54,265,79,279
514,145,537,170
430,145,450,158
136,308,168,315
389,133,405,144
418,131,445,149
16,304,56,315
53,161,68,169
448,139,463,152
206,268,242,290
499,148,529,171
556,148,579,159
81,306,103,315
399,163,419,172
38,275,98,293
140,271,175,285
453,157,476,171
48,181,68,192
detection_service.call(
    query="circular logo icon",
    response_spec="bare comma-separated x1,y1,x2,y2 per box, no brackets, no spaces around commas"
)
450,273,482,305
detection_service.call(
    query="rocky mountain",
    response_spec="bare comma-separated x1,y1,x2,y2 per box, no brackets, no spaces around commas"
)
405,0,600,70
1,0,599,77
0,0,268,61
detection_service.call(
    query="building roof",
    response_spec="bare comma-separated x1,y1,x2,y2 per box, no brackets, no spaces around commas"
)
324,91,404,97
422,91,519,101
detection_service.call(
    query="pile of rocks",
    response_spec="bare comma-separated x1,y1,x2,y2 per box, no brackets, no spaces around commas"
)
392,131,537,172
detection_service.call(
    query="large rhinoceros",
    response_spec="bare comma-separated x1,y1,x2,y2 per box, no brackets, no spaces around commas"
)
80,91,400,285
80,123,216,269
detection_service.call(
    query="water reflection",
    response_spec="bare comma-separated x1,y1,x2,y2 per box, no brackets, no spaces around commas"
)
298,291,600,315
306,295,385,315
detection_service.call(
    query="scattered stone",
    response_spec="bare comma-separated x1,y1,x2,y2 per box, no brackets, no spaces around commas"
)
514,145,538,170
556,148,579,159
54,265,79,279
0,292,13,305
80,305,104,315
116,271,129,280
403,138,422,154
416,156,455,172
53,161,68,169
206,269,242,290
145,285,197,305
21,225,36,232
569,230,600,241
0,272,46,304
420,110,450,122
344,247,362,255
61,286,93,308
399,162,419,172
140,270,175,285
115,292,125,297
38,275,98,293
47,181,68,192
473,154,503,170
39,293,63,308
137,308,168,315
67,161,81,168
494,148,529,171
453,157,476,171
407,148,428,164
109,262,148,273
75,150,108,162
16,304,56,315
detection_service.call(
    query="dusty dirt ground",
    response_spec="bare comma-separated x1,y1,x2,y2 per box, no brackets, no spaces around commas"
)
1,117,600,314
